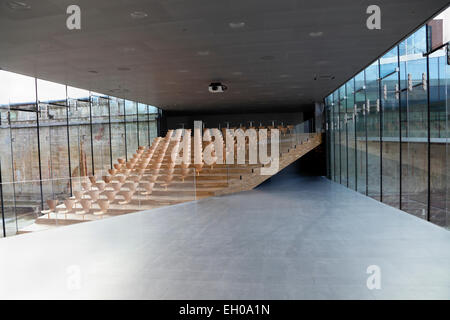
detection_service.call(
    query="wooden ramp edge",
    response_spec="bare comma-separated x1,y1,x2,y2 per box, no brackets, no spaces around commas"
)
214,133,322,196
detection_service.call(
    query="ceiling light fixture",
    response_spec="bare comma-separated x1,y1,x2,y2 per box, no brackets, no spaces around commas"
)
313,74,335,80
229,22,246,29
197,50,210,56
130,11,148,19
260,55,274,61
88,70,98,74
120,47,136,53
309,31,323,37
7,1,31,10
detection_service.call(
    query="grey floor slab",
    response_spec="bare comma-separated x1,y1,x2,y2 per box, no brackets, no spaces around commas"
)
0,169,449,299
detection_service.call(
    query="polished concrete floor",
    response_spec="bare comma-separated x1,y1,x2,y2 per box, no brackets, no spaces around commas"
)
0,167,449,299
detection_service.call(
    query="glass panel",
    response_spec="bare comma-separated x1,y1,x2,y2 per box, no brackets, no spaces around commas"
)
125,100,138,159
339,86,347,187
355,71,367,194
0,71,41,234
138,103,149,147
429,44,450,228
37,80,71,212
0,72,16,237
346,79,356,190
110,97,126,163
148,105,159,144
326,95,334,179
380,48,401,208
323,6,450,230
333,92,340,182
366,61,381,201
399,26,428,219
68,87,93,179
91,94,111,176
0,69,161,236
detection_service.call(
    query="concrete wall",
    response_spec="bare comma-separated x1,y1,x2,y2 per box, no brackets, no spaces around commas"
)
165,111,304,130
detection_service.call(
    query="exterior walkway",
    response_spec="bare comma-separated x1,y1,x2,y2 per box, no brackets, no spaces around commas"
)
0,166,449,299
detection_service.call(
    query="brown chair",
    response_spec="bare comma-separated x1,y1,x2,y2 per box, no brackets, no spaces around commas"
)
109,182,122,192
45,199,58,218
81,181,91,191
161,175,174,190
123,182,137,193
194,163,203,176
108,169,117,176
141,182,154,195
116,175,127,183
119,190,134,204
96,181,106,191
64,199,75,213
96,200,109,215
88,190,100,202
103,190,117,203
73,191,84,201
128,175,141,183
79,199,92,216
63,199,76,219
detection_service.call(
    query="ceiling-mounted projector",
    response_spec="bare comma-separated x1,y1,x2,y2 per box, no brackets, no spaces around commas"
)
208,82,227,93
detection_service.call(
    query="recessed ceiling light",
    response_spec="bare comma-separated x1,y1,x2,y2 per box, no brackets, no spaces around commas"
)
314,74,335,80
197,50,210,56
309,31,323,37
109,88,129,93
130,11,148,19
120,47,136,53
229,22,246,29
88,70,98,74
7,1,31,10
260,55,274,61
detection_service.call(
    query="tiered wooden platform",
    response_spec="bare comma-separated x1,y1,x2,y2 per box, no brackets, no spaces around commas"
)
18,127,322,234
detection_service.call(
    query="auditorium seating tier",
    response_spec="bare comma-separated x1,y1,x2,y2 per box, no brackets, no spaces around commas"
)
18,127,322,234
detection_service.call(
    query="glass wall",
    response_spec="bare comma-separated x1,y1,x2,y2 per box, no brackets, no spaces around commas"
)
325,6,450,229
38,80,71,213
125,100,139,160
380,48,401,208
0,71,160,237
346,79,356,190
355,70,367,195
366,60,381,201
333,93,340,183
339,86,347,187
400,26,429,219
110,97,127,163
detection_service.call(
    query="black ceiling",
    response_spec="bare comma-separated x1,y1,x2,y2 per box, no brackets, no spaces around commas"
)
0,0,448,113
